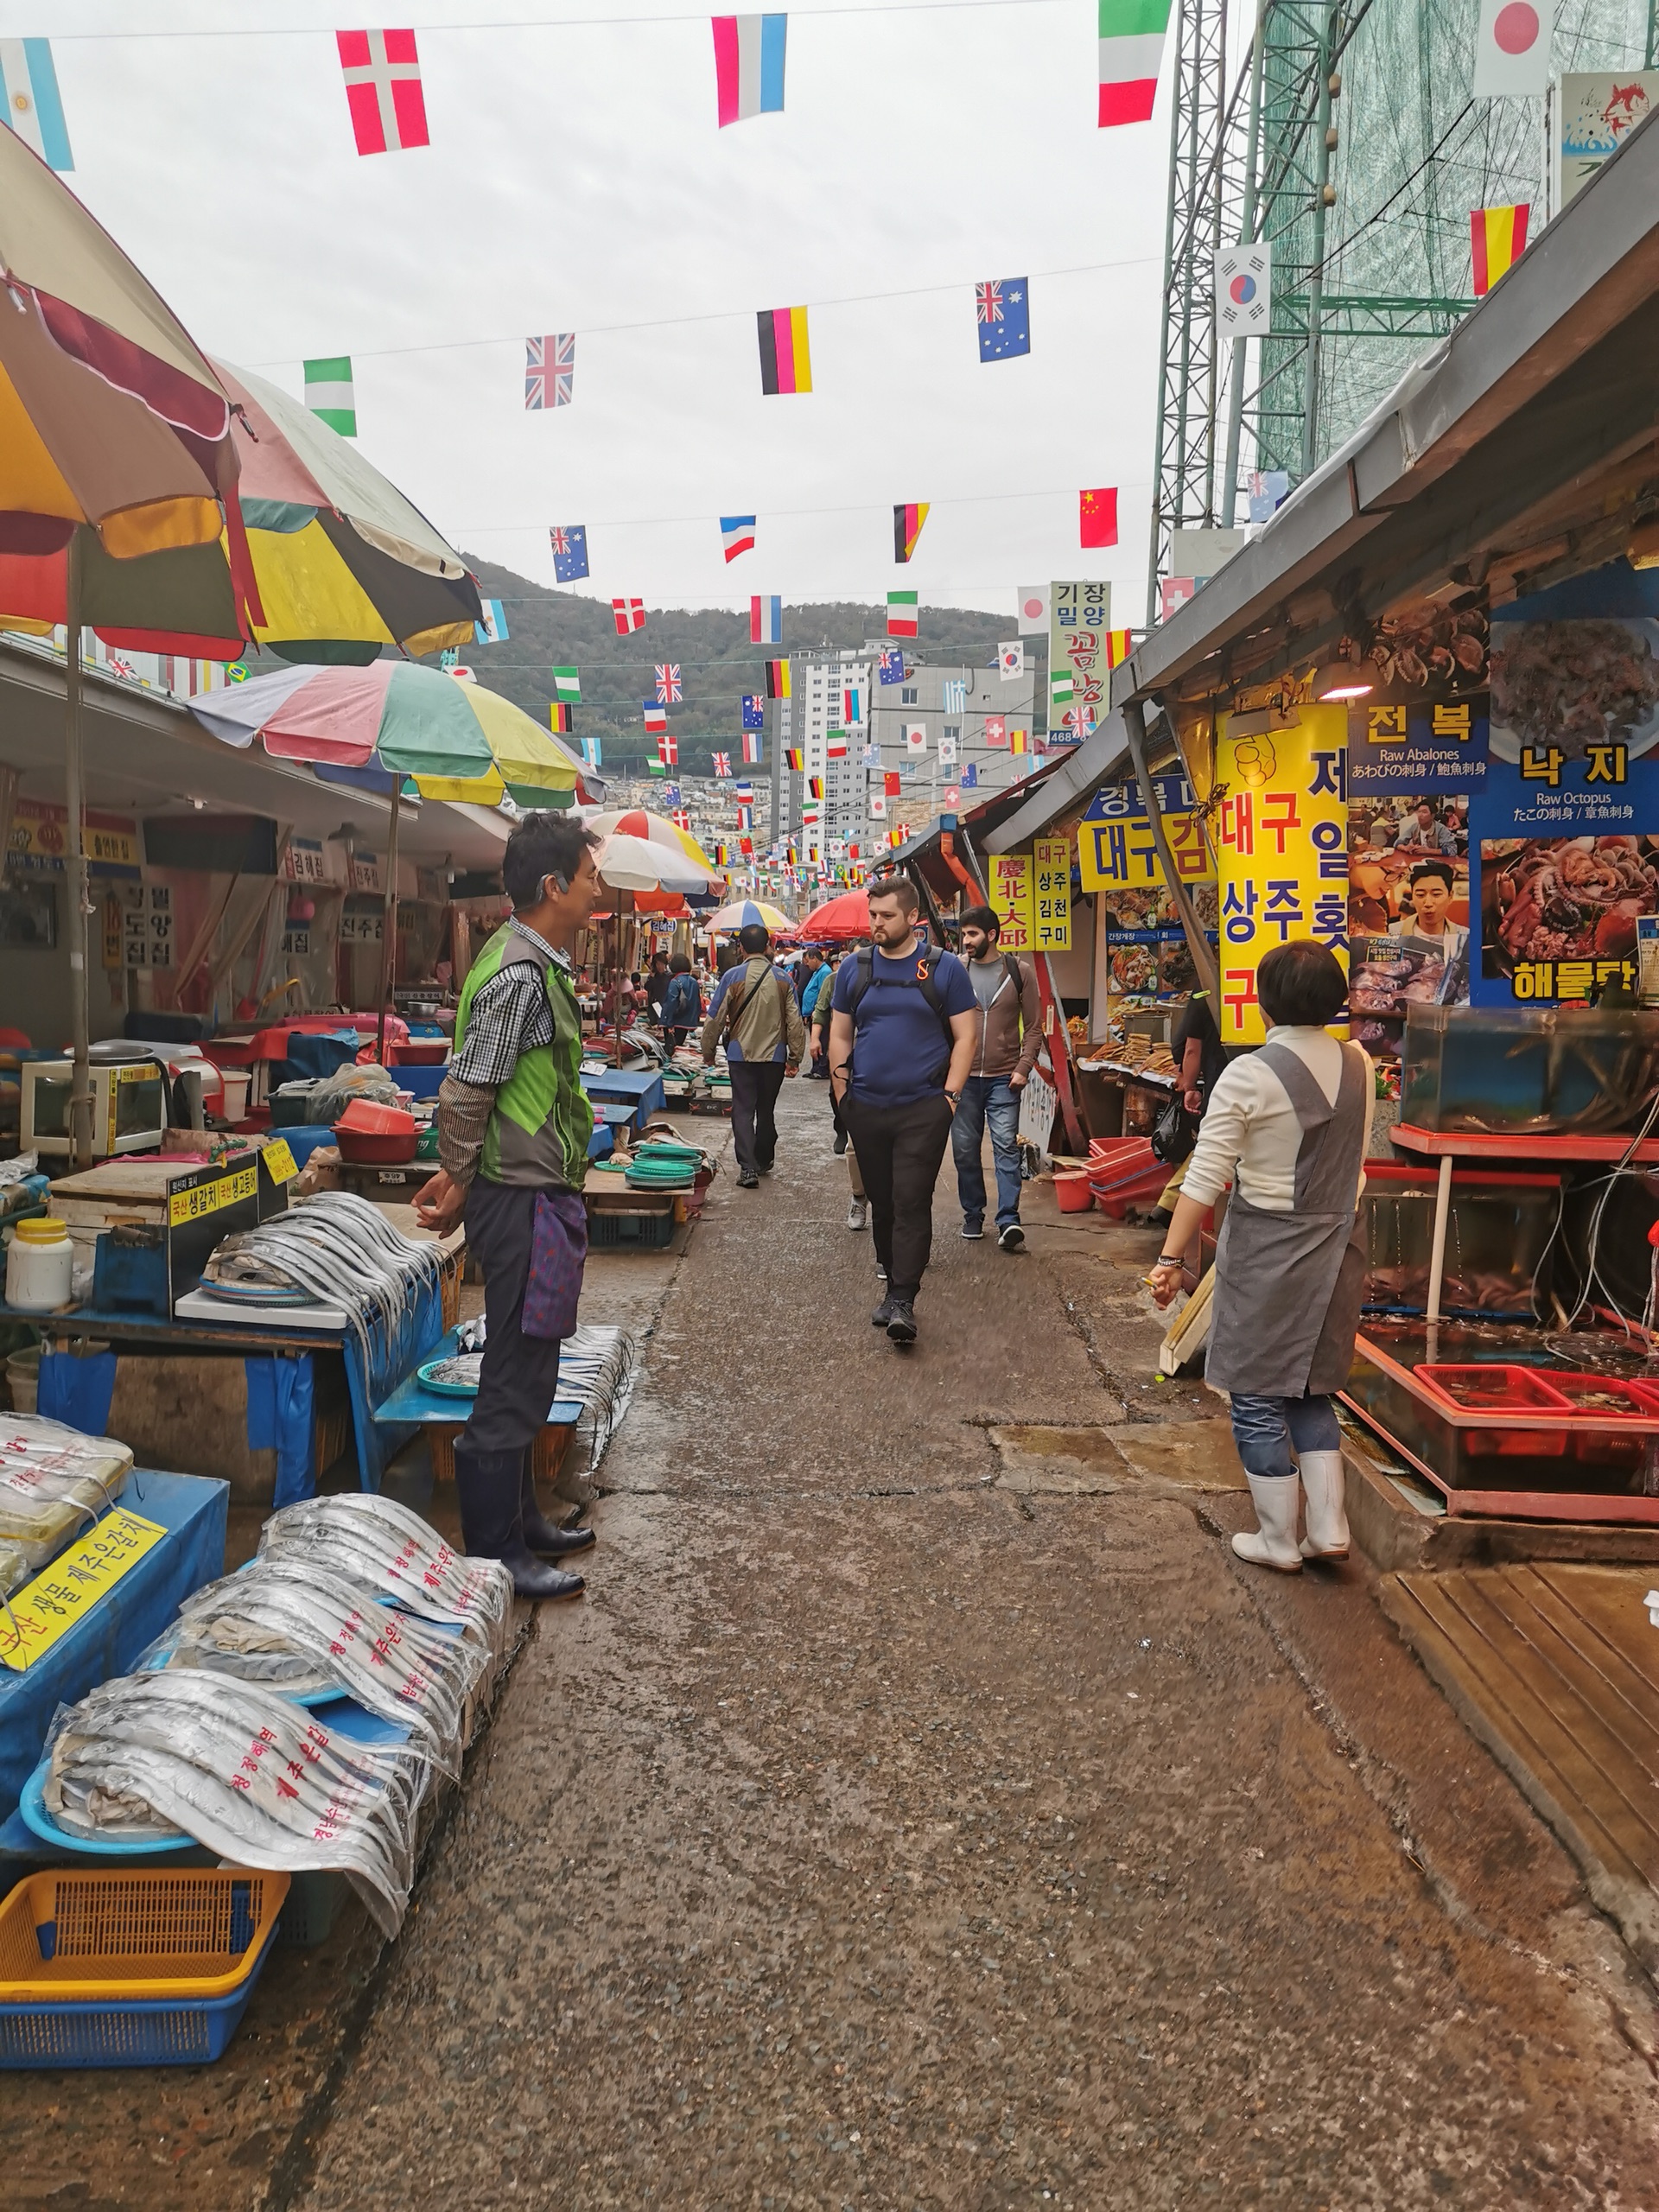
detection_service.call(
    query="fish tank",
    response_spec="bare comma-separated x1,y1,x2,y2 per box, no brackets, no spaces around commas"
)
1401,1003,1659,1134
1362,1165,1560,1316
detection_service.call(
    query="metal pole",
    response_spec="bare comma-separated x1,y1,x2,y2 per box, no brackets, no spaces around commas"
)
374,780,402,1065
1122,697,1221,1004
1221,0,1269,528
1145,0,1192,626
63,534,94,1168
1300,9,1338,479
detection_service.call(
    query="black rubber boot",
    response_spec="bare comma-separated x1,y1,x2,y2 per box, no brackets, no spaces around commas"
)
454,1442,585,1601
520,1453,597,1559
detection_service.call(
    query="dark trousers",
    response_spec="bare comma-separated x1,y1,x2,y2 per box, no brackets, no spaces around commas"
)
460,1178,565,1455
729,1059,786,1175
842,1091,953,1301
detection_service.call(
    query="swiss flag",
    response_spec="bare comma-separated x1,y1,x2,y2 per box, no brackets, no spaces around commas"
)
337,31,429,156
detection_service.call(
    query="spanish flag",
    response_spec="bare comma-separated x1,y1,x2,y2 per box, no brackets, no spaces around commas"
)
1106,627,1133,669
1010,726,1029,755
758,306,811,395
1471,202,1529,297
893,502,930,563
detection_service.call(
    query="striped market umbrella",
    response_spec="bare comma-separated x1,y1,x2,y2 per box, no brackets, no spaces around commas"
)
583,806,720,874
705,899,792,934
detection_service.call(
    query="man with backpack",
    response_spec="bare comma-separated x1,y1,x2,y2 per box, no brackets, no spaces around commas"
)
953,905,1042,1251
828,875,978,1344
701,921,806,1188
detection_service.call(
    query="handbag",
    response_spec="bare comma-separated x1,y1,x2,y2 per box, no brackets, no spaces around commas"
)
1150,1090,1197,1166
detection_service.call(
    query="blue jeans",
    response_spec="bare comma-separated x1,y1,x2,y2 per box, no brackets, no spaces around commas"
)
952,1074,1023,1229
1228,1391,1340,1480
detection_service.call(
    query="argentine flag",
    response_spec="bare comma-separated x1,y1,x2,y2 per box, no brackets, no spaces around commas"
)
0,40,73,170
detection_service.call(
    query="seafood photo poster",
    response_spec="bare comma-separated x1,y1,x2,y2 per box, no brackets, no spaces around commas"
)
1472,562,1659,1006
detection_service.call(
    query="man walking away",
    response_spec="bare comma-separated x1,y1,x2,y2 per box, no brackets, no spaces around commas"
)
799,949,835,1075
953,904,1040,1251
661,953,701,1049
416,811,601,1601
702,921,805,1188
829,875,977,1345
645,950,671,1026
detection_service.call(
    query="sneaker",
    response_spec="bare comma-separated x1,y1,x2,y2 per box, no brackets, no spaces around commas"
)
961,1219,984,1240
737,1170,760,1189
871,1294,897,1327
846,1197,868,1231
833,1131,849,1156
886,1300,918,1344
757,1161,774,1176
998,1223,1026,1253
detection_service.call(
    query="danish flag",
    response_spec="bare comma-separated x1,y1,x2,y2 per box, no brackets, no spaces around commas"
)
336,31,429,155
612,597,645,635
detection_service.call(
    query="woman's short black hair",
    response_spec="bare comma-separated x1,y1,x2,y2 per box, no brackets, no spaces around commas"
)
669,952,691,974
1256,939,1347,1027
501,811,600,909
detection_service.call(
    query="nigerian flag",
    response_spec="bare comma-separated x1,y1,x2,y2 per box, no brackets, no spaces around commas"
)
553,665,581,702
303,356,356,437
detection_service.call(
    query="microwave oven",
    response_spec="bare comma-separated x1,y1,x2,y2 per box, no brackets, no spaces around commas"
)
21,1058,168,1158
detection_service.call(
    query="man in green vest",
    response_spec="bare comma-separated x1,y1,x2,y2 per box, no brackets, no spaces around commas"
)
416,812,602,1599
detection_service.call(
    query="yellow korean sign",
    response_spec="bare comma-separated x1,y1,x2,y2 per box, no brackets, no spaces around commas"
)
261,1138,299,1184
1032,837,1071,951
990,854,1033,950
0,1508,167,1671
1214,705,1348,1045
168,1161,257,1228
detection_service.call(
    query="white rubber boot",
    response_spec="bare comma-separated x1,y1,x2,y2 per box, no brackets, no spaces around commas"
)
1231,1472,1304,1573
1298,1449,1350,1560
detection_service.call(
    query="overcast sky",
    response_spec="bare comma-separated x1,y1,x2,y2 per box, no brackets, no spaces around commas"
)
27,2,1170,624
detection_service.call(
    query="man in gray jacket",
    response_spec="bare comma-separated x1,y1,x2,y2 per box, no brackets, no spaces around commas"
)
953,904,1042,1250
701,922,806,1187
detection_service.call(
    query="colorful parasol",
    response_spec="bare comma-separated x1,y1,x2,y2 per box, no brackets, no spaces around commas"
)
583,806,720,875
704,900,792,934
798,890,874,940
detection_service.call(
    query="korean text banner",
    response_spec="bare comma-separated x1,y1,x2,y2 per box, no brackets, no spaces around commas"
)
1079,774,1217,997
1346,692,1490,797
1050,582,1111,744
1032,837,1071,952
990,853,1033,951
1471,567,1659,1006
1215,706,1348,1045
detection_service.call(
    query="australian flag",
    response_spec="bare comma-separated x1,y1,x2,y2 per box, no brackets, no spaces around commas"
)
741,695,766,730
976,278,1030,364
550,524,588,582
663,783,682,805
877,646,905,685
960,761,979,788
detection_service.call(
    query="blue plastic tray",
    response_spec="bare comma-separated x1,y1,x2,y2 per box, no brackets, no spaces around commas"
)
0,1920,279,2068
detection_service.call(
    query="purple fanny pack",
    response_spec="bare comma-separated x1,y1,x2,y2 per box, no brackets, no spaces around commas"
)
521,1191,588,1341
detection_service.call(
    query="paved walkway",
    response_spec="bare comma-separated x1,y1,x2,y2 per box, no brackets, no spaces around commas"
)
281,1083,1658,2209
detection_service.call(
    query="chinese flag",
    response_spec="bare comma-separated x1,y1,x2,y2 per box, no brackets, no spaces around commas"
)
1079,486,1119,549
884,770,901,796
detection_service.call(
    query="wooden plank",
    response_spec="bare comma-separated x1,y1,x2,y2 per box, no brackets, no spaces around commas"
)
1438,1572,1659,1883
1514,1565,1659,1768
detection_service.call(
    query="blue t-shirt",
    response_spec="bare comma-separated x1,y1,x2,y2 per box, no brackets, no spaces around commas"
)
832,945,976,1108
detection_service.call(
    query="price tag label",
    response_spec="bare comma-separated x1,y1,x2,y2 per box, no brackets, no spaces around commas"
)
262,1138,298,1185
167,1162,257,1228
0,1508,167,1671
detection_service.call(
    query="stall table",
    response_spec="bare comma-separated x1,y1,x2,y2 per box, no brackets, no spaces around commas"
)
373,1324,583,1487
580,1066,667,1128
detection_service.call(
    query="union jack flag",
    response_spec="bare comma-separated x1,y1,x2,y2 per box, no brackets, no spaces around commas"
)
525,334,575,410
654,664,682,703
976,281,1004,325
712,752,732,777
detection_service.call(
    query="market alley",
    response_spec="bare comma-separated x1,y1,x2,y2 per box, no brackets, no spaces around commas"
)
269,1083,1658,2210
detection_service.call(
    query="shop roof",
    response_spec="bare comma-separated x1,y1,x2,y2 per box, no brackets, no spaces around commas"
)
1116,105,1659,713
887,753,1075,890
0,638,514,868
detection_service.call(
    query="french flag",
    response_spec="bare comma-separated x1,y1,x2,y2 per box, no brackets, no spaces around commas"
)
713,15,787,127
644,702,667,735
721,514,757,563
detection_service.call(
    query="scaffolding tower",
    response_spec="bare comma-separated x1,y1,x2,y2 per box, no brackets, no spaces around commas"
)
1147,0,1659,620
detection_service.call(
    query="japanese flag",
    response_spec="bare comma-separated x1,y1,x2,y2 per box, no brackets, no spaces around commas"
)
905,724,928,753
870,793,887,817
1016,584,1050,635
1473,0,1552,96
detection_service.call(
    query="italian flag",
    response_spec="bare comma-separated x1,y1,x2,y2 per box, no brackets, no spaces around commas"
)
1099,0,1172,127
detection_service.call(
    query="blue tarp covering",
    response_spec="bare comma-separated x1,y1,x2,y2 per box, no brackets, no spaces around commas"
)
37,1351,117,1436
0,1468,227,1826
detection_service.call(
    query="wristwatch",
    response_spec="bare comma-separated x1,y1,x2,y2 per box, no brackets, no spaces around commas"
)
945,1089,962,1107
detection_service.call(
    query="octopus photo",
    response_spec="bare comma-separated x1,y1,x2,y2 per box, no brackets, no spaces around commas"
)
1490,620,1659,755
1485,834,1659,965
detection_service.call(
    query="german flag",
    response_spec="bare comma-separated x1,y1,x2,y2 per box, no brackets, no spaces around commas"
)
809,774,824,798
1471,203,1529,297
893,502,930,563
787,747,804,770
548,702,573,732
758,307,812,395
765,658,791,699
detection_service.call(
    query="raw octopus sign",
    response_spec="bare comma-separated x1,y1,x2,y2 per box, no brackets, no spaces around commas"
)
1472,563,1659,1006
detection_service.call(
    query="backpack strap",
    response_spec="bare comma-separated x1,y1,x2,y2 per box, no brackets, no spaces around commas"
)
846,943,953,1045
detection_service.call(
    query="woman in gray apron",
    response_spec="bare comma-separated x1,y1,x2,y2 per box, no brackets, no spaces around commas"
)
1149,940,1372,1571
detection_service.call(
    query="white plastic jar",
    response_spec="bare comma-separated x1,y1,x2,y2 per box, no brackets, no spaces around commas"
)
7,1217,73,1313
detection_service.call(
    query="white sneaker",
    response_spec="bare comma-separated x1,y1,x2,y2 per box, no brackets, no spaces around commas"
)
846,1197,868,1231
1231,1472,1303,1573
1298,1450,1351,1560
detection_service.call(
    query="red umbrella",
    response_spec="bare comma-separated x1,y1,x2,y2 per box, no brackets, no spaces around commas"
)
798,889,872,941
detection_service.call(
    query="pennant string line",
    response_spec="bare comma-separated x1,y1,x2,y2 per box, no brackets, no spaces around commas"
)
242,255,1157,371
48,1,1077,41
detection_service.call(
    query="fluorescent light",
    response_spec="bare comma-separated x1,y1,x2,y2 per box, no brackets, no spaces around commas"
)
1312,659,1373,701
